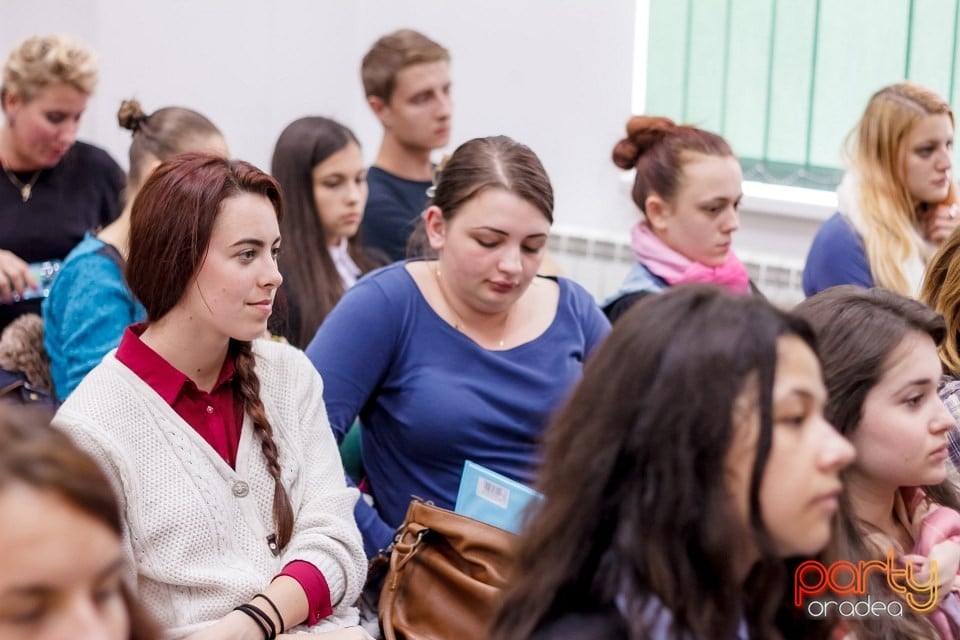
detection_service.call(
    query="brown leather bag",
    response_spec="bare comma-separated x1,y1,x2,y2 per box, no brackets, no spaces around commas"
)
379,498,516,640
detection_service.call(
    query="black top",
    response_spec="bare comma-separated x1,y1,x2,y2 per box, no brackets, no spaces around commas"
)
0,141,124,331
360,165,432,262
530,605,629,640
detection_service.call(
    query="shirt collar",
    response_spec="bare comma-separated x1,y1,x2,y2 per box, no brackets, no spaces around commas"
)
116,323,236,404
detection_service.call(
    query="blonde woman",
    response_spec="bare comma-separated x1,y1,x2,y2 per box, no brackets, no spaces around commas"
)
0,34,124,330
803,81,959,298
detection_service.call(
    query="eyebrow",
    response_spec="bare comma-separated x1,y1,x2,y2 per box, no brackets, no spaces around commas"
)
2,557,125,597
893,378,936,393
700,193,743,203
470,226,548,239
775,388,822,404
228,236,281,248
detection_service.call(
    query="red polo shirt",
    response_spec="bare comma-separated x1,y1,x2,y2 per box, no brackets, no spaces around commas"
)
116,324,333,625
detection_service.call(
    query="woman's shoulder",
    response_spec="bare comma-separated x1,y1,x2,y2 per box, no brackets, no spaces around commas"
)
334,260,423,317
252,337,313,372
352,260,417,295
55,357,143,427
59,235,119,271
62,141,122,170
56,142,124,190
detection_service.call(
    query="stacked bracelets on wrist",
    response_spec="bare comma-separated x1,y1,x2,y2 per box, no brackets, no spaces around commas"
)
234,592,285,640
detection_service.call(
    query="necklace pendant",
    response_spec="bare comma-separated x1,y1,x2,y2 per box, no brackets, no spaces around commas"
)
20,184,31,202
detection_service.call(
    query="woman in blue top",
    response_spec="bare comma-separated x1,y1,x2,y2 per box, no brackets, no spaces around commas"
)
42,98,227,400
306,135,611,557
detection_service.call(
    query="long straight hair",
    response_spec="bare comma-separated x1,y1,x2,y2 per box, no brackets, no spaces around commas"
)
270,116,379,347
490,285,818,640
125,153,295,549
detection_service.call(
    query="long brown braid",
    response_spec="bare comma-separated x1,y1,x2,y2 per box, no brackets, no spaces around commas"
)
232,339,294,549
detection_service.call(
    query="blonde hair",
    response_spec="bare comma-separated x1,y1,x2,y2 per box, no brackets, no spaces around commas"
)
846,82,957,295
2,34,98,103
922,228,960,374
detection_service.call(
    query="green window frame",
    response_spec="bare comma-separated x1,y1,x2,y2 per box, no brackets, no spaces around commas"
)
643,0,960,190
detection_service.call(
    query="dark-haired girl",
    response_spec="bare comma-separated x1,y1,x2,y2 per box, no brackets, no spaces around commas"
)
490,285,854,639
796,286,960,639
602,115,749,323
52,154,369,639
269,117,383,348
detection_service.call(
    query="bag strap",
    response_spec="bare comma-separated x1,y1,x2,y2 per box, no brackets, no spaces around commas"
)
380,523,431,640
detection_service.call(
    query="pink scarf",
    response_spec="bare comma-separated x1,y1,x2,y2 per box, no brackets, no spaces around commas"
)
629,222,750,295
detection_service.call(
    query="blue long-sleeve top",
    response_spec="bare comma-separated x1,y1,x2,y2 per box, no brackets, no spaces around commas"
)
43,233,146,400
802,212,874,297
305,261,610,556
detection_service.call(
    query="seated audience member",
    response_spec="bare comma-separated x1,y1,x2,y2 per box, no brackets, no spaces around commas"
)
269,116,383,348
359,29,451,261
921,229,960,468
489,285,854,639
52,154,369,639
0,405,159,640
602,116,749,323
306,135,611,557
795,286,960,638
43,99,227,400
0,34,124,332
803,82,959,298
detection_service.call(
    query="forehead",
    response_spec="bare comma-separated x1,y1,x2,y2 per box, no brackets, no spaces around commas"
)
312,141,364,176
392,60,450,98
0,484,119,589
676,152,742,198
907,112,954,143
774,335,824,400
23,82,88,111
211,192,280,239
876,330,940,384
449,187,550,234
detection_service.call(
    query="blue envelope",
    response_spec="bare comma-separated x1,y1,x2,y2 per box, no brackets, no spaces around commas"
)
454,460,544,534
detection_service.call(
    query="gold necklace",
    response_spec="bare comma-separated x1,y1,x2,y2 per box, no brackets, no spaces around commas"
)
2,164,41,202
434,264,512,349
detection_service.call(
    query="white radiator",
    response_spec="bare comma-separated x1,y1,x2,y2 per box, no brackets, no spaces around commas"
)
548,224,806,309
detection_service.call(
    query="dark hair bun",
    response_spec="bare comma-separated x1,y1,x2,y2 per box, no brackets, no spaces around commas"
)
117,98,147,132
612,115,676,169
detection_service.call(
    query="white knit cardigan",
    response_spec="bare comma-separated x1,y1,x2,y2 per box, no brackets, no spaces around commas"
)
53,339,366,638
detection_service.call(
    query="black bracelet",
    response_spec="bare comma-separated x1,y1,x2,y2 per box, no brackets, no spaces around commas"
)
253,592,286,633
234,603,276,640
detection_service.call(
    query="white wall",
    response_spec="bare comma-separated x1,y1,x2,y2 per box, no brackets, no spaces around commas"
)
1,0,638,235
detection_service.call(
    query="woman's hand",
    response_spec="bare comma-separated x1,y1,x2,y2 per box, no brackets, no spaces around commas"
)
183,610,267,640
278,627,374,639
904,541,960,590
922,203,960,244
0,249,36,301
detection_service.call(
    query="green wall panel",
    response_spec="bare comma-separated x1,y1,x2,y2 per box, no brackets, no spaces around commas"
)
644,0,960,188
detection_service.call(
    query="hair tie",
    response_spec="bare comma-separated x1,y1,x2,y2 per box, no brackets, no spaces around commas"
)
130,114,148,133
